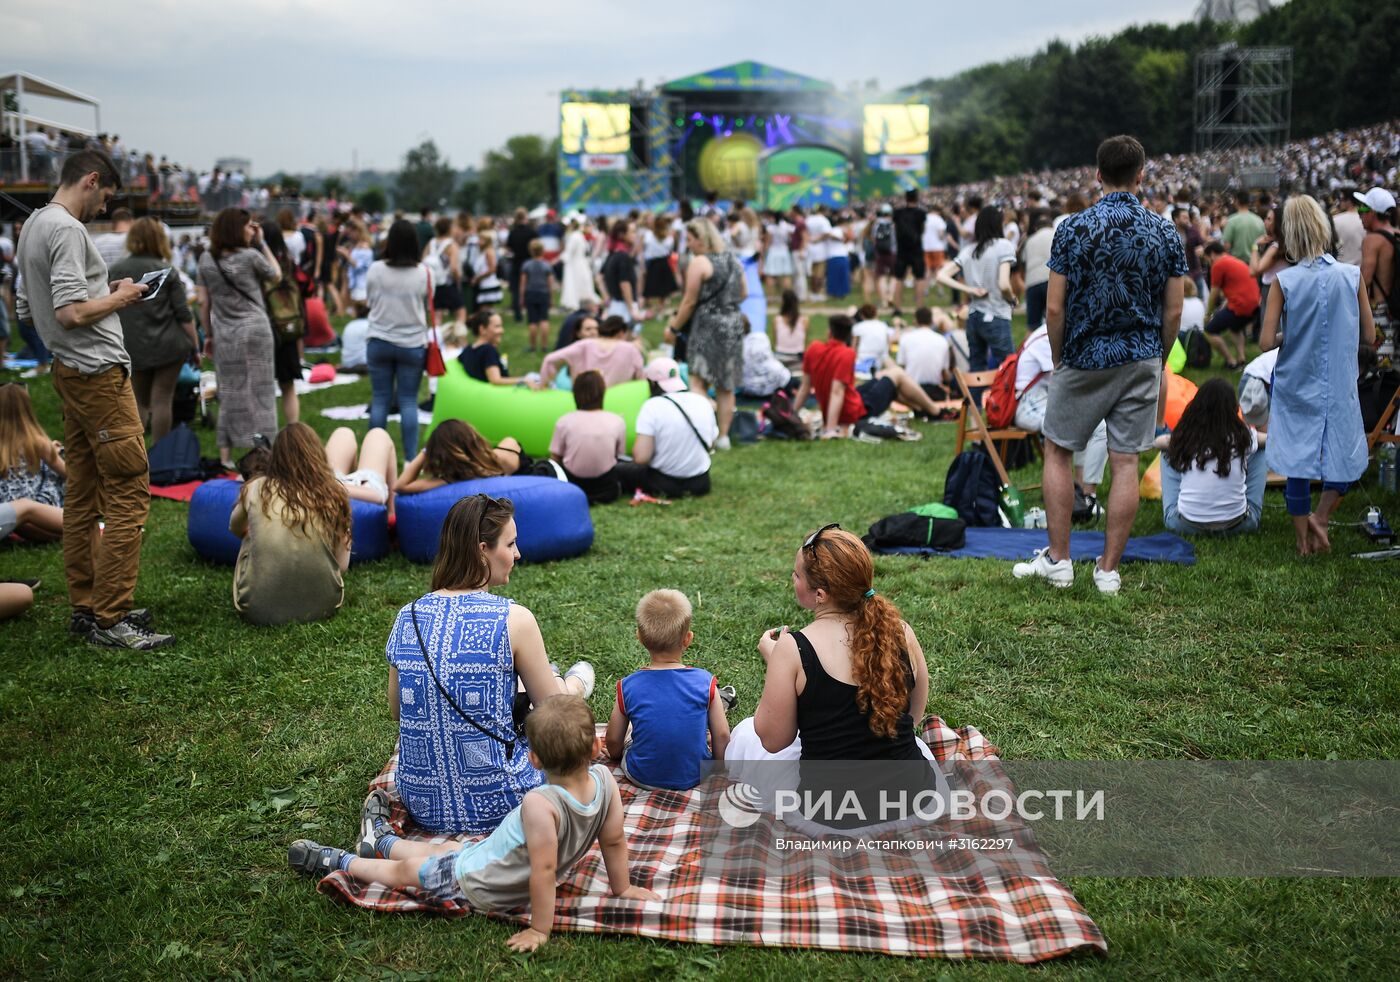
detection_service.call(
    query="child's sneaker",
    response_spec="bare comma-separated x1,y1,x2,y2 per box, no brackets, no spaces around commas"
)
356,790,393,858
1012,548,1074,588
288,839,349,879
1092,558,1121,595
717,685,738,712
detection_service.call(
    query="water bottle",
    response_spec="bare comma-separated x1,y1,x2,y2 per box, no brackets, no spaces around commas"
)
1380,444,1397,493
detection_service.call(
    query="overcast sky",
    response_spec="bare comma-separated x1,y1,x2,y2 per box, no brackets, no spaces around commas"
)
4,0,1199,177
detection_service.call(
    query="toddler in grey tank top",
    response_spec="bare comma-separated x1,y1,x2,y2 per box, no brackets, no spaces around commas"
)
287,695,660,952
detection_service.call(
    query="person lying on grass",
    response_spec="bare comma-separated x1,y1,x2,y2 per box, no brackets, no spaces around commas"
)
289,694,659,953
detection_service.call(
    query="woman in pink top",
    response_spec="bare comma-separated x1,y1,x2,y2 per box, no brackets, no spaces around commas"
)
539,315,644,388
772,289,808,371
549,371,626,504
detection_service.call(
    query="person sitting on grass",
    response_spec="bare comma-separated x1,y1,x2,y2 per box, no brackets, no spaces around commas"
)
1152,377,1268,536
396,419,526,494
549,370,626,504
739,326,793,399
0,382,65,541
539,315,644,389
288,694,658,953
229,422,350,627
605,589,733,790
458,310,538,387
614,358,717,499
0,499,45,619
791,314,946,439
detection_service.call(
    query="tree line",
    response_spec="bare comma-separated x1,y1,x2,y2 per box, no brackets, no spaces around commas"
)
913,0,1400,183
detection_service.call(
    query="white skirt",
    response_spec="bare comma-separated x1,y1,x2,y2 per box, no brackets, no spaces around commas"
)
764,245,795,277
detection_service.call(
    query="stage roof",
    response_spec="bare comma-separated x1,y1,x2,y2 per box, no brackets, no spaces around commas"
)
662,61,833,94
0,72,100,108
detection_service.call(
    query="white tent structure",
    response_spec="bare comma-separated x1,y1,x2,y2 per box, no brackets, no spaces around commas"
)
1,72,102,182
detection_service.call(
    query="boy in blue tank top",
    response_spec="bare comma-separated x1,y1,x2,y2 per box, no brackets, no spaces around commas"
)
605,589,733,789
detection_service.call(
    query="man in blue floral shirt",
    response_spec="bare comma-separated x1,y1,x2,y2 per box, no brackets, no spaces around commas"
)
1014,135,1186,595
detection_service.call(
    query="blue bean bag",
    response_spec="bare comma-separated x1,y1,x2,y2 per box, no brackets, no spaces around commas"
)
395,476,594,565
187,478,391,566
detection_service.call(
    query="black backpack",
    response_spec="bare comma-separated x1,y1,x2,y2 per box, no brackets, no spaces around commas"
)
943,449,1003,527
1359,366,1400,433
148,423,203,486
1375,230,1400,320
873,218,895,255
761,389,810,440
863,512,967,551
1183,329,1212,369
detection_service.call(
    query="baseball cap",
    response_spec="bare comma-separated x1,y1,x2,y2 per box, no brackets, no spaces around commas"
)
643,357,687,393
1353,187,1396,213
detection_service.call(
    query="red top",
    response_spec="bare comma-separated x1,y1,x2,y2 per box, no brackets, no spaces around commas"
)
803,339,865,426
1210,254,1261,316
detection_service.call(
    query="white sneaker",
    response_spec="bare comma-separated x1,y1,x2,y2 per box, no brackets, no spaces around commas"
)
1012,548,1074,588
715,435,731,451
1092,558,1121,595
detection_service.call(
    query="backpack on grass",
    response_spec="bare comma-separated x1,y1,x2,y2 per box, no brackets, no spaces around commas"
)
148,423,203,486
863,512,967,551
1183,328,1211,369
943,449,1005,527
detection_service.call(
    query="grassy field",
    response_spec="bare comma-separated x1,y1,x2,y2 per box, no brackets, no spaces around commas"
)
3,304,1398,979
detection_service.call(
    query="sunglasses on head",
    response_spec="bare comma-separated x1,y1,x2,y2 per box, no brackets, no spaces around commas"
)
1358,205,1372,214
803,523,840,552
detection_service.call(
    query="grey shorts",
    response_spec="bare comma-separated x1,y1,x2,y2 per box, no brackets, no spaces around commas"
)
1042,358,1161,455
0,501,16,539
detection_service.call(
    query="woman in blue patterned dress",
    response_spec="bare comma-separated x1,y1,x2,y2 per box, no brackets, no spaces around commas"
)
383,494,594,834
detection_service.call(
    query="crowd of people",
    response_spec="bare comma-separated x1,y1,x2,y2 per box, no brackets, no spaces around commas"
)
0,119,1394,952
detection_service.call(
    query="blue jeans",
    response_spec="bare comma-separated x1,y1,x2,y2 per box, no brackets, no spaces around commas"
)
367,338,426,458
1161,449,1267,534
967,312,1013,370
16,319,52,364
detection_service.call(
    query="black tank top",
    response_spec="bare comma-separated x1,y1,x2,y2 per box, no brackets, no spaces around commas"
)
793,629,923,761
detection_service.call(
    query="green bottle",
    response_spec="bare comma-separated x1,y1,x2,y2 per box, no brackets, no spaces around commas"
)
998,484,1025,529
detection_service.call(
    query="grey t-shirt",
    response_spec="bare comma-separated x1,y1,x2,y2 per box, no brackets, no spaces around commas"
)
521,258,552,295
956,238,1017,321
366,260,430,348
15,203,130,374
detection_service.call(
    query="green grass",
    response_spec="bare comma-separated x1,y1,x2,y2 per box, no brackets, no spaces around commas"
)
3,304,1399,979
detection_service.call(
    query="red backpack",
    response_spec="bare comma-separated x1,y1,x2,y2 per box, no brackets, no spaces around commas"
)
982,334,1046,429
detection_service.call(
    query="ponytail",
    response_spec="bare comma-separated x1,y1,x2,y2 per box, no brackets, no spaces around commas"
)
849,594,911,739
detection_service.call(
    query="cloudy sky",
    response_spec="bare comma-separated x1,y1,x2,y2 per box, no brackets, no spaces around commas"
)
4,0,1199,177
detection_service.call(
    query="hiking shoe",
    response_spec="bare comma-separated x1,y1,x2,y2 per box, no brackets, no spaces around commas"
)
564,661,595,698
288,839,349,880
718,685,738,712
88,616,175,650
356,790,394,858
1012,548,1074,588
1092,558,1121,595
70,607,152,634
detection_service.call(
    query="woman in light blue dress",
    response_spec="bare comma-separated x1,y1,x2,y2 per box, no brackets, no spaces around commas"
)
1261,195,1376,555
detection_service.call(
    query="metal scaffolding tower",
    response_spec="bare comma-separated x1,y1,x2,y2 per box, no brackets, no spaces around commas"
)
1194,44,1292,153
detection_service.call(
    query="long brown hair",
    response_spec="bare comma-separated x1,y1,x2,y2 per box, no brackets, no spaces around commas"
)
431,494,515,591
0,385,52,475
247,422,350,545
801,528,911,739
424,419,504,481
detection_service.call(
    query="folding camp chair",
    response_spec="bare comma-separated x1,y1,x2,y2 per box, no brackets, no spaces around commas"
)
953,368,1040,489
1366,385,1400,452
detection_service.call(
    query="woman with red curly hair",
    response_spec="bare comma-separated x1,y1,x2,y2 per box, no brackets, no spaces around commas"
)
727,525,933,764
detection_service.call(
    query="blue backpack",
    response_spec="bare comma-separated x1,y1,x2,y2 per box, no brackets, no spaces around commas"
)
943,450,1005,528
148,423,203,486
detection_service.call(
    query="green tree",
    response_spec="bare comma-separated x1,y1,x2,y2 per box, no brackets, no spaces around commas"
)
320,175,346,200
474,135,557,214
395,140,457,212
355,185,387,214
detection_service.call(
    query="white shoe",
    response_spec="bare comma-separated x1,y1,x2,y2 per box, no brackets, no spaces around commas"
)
563,661,595,698
715,435,731,451
1012,548,1074,588
1092,558,1121,595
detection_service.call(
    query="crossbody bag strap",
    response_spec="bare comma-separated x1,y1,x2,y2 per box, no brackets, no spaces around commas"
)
662,394,713,453
410,600,516,759
213,254,266,310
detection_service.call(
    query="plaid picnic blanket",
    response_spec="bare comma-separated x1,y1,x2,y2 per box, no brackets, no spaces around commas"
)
318,717,1106,963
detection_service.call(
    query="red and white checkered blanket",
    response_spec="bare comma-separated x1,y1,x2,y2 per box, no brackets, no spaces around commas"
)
318,717,1106,963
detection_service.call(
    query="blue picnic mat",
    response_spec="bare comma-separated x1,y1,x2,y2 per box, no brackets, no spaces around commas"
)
879,529,1195,565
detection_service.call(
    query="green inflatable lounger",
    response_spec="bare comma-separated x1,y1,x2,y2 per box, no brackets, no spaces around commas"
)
430,361,650,458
